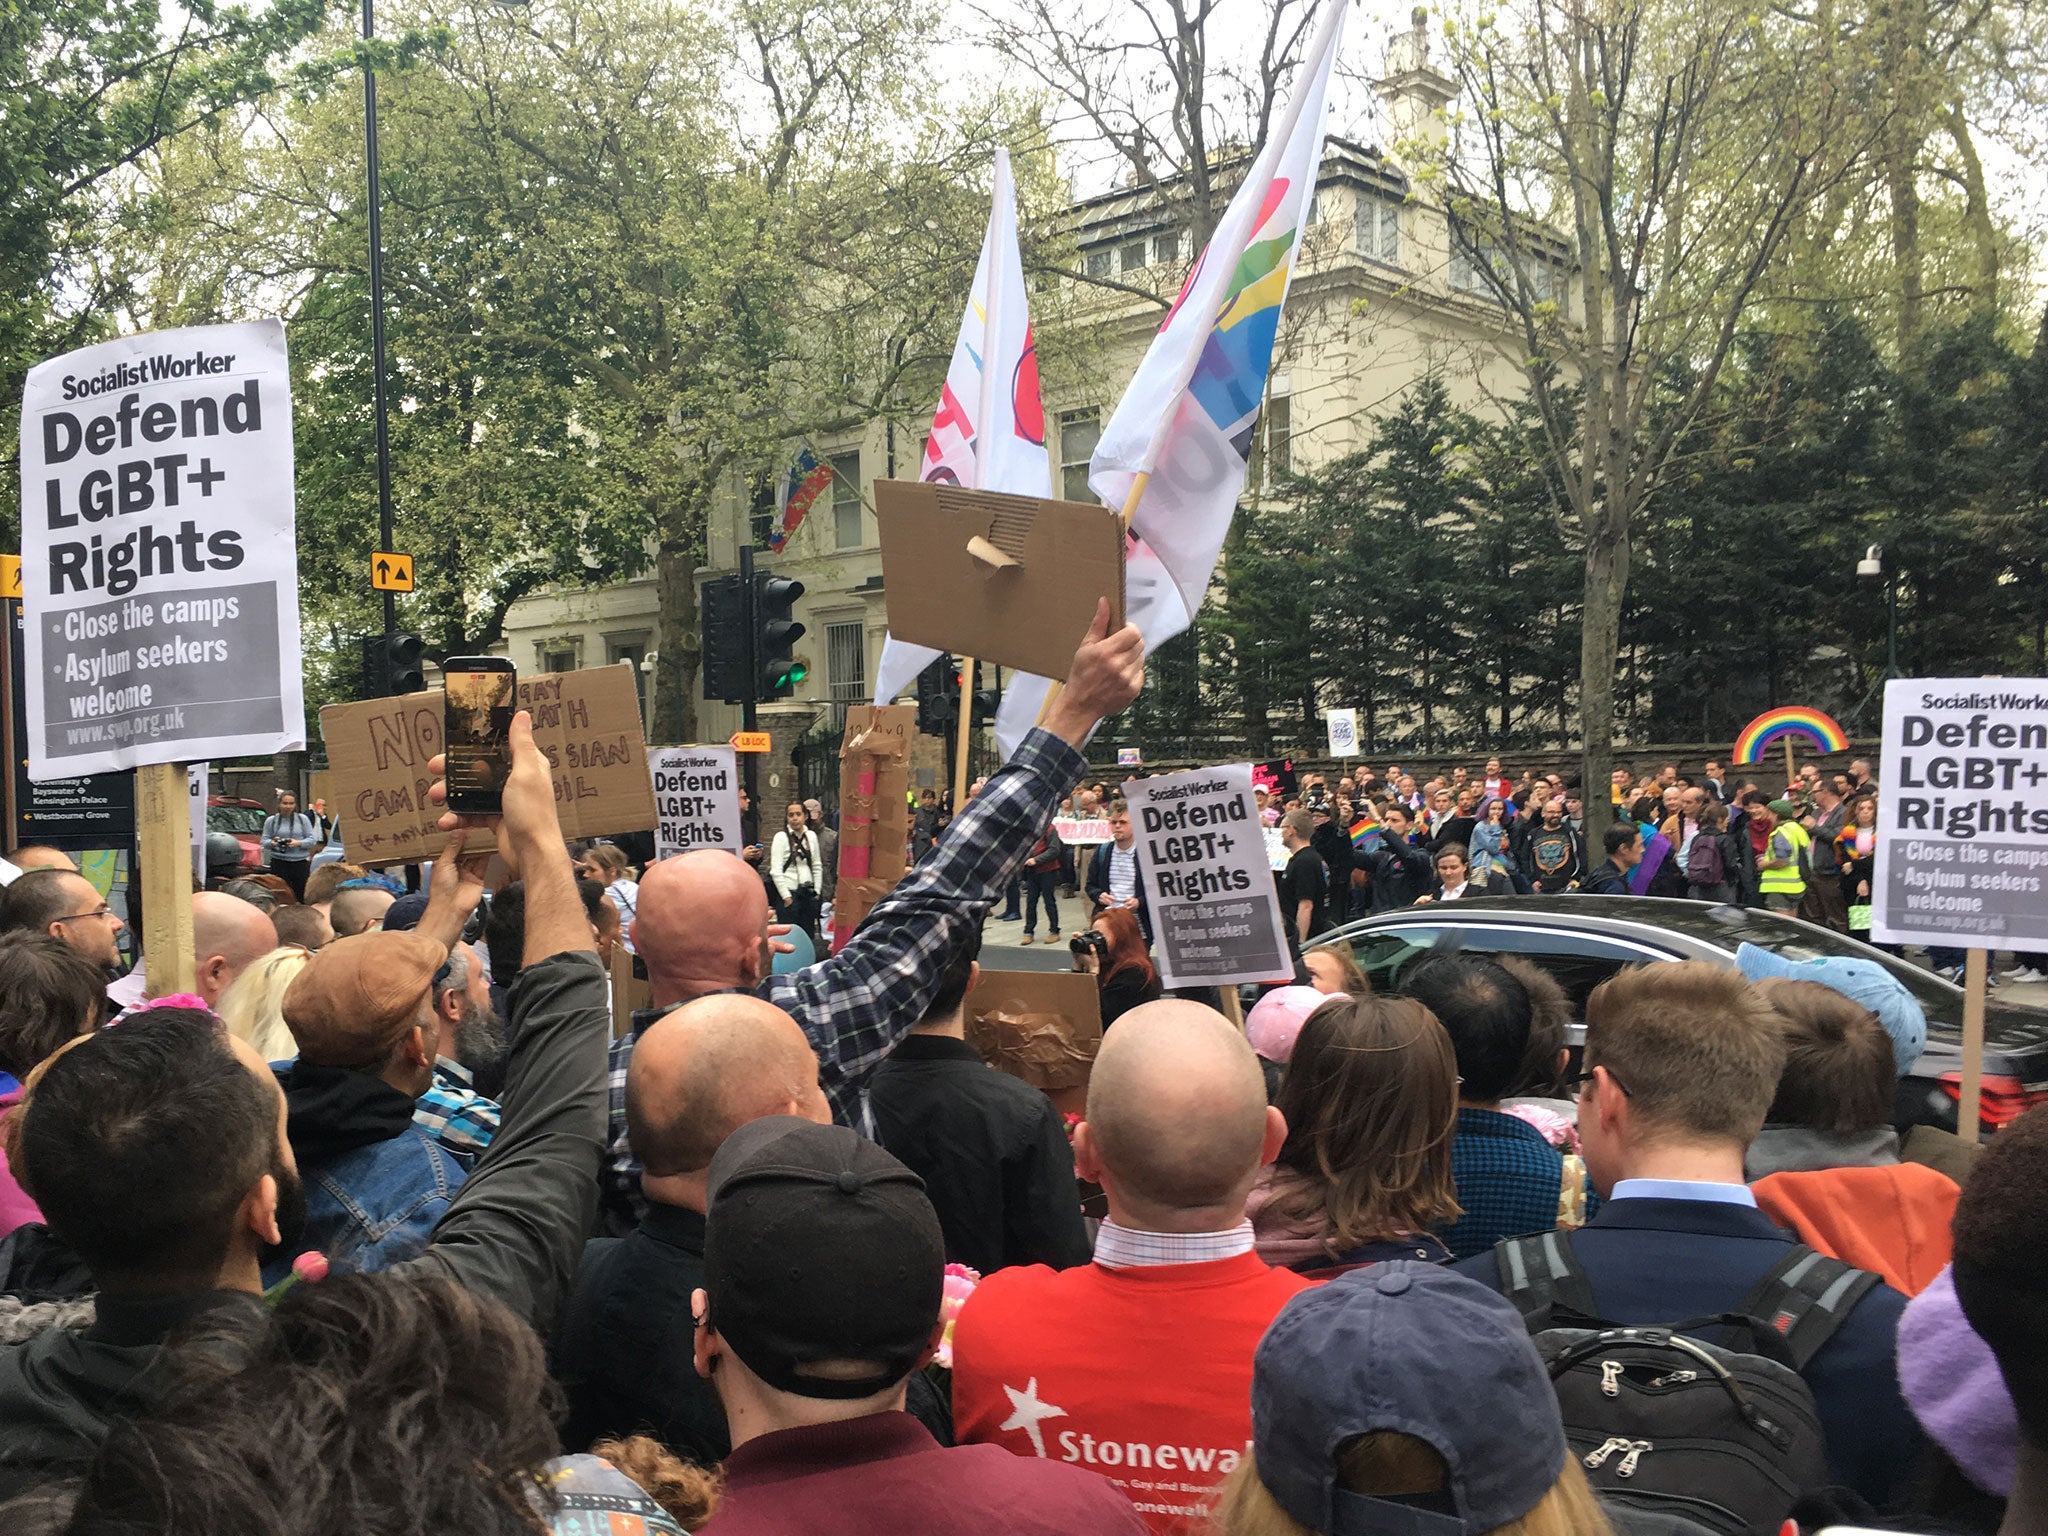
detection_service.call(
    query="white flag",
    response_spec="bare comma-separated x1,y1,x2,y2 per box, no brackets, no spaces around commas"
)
873,148,1050,706
1089,0,1347,619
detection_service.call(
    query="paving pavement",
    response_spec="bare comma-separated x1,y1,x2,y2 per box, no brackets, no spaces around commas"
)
977,902,1092,973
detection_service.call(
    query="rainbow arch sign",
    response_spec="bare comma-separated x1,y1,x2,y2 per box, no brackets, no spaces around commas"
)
1732,707,1850,766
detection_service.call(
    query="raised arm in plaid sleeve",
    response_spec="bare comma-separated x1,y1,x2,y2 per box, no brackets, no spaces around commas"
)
764,725,1088,1126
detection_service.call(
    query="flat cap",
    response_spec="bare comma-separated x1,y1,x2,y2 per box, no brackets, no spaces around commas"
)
282,930,446,1068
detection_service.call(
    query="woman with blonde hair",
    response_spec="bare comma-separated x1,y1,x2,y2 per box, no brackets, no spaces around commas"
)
214,945,311,1063
1211,1263,1614,1536
1246,995,1461,1275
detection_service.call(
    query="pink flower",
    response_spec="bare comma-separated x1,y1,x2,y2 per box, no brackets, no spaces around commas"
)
1502,1101,1578,1152
292,1252,331,1283
934,1262,982,1369
132,994,212,1015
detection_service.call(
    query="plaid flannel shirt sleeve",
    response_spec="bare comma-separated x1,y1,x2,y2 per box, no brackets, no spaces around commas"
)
602,1032,646,1230
764,725,1088,1128
413,1069,501,1160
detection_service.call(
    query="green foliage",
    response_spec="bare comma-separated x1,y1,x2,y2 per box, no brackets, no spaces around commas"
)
0,0,337,526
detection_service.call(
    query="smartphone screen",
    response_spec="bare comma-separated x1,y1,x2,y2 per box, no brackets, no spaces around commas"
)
444,662,517,813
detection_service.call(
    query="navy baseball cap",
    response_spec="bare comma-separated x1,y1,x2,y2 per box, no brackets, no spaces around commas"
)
1252,1263,1567,1533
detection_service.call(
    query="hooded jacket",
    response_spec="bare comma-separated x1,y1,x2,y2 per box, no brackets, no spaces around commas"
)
1750,1159,1959,1297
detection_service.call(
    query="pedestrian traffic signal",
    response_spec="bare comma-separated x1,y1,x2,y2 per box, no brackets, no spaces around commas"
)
916,655,957,734
360,631,425,697
972,681,1002,727
756,573,806,698
700,575,748,704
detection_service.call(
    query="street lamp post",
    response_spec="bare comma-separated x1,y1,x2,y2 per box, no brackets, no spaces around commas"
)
1850,544,1900,728
363,0,396,642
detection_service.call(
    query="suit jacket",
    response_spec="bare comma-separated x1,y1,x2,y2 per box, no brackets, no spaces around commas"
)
1084,842,1151,943
1455,1196,1920,1508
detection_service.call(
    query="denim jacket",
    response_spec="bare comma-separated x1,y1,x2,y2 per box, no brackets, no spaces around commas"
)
266,1064,469,1288
293,1127,466,1282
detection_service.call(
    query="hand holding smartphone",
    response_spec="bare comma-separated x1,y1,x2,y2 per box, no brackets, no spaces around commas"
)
443,657,518,816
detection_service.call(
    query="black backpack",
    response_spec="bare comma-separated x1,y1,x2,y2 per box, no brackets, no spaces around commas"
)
1495,1233,1879,1535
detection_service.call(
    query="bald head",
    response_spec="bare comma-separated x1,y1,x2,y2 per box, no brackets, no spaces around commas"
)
191,891,279,1007
9,846,77,874
626,994,825,1186
1083,999,1276,1221
632,851,774,1004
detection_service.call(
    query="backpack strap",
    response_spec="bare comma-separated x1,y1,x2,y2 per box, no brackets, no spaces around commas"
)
1734,1244,1882,1371
1494,1230,1604,1333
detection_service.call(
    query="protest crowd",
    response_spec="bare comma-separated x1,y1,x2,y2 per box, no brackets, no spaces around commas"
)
0,606,2037,1536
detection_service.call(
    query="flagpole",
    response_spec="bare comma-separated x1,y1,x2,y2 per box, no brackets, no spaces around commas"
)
1033,471,1152,726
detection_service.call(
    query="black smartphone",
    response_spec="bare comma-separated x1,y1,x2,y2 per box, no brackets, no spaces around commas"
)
443,657,518,816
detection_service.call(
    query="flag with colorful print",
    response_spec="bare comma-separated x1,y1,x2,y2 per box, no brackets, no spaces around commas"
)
874,147,1049,707
998,6,1345,760
1349,813,1380,849
771,449,835,553
1087,0,1347,618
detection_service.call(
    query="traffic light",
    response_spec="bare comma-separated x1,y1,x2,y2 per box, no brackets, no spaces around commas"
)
756,573,807,698
971,680,1002,727
360,632,425,697
915,655,957,734
699,575,748,703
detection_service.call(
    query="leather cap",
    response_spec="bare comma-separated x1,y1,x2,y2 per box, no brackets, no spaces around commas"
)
282,930,446,1068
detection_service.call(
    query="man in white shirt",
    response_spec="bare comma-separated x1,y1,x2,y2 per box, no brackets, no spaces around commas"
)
1085,800,1150,944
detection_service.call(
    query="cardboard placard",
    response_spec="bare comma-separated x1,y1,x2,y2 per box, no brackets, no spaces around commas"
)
318,664,657,868
874,479,1124,681
966,968,1104,1094
831,704,915,948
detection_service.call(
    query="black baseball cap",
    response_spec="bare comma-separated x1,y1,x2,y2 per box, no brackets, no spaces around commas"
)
703,1116,945,1399
1253,1263,1568,1533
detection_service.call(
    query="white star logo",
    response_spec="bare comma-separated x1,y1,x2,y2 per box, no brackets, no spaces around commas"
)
998,1376,1067,1459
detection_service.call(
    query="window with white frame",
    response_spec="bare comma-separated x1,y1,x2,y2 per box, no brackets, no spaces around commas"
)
831,451,862,548
1263,393,1293,485
826,621,866,712
1084,247,1112,279
1153,229,1181,264
1357,190,1401,264
1059,410,1100,502
1119,239,1148,274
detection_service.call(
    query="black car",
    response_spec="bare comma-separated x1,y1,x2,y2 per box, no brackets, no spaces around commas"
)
1308,896,2048,1134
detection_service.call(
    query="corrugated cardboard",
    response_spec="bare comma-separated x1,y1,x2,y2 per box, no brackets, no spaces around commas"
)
873,479,1125,680
831,704,916,947
966,968,1104,1094
318,664,657,868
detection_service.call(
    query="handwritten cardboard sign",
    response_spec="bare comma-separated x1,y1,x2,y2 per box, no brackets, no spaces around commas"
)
318,664,657,868
831,704,915,950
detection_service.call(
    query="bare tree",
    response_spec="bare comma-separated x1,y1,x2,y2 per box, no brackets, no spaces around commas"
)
1417,0,1877,831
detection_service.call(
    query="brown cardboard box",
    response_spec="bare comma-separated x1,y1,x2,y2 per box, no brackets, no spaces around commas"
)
318,665,657,868
874,479,1124,680
831,704,916,946
966,969,1103,1094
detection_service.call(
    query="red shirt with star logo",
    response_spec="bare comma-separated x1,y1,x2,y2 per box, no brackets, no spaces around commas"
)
950,1252,1311,1536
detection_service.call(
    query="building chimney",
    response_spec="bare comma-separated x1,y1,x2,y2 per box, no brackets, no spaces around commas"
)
1374,7,1457,158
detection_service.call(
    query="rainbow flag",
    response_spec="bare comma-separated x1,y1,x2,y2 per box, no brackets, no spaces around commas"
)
1087,0,1346,620
1349,815,1380,850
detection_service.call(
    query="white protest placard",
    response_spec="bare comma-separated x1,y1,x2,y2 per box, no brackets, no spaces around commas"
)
1872,679,2048,948
19,321,304,779
1053,816,1112,845
1326,707,1359,758
651,745,743,860
1128,763,1292,989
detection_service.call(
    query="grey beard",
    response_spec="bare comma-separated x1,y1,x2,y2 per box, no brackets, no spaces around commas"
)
453,1000,505,1072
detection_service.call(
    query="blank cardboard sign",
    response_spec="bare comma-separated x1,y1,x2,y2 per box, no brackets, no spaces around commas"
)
320,664,657,868
874,479,1125,680
965,968,1104,1094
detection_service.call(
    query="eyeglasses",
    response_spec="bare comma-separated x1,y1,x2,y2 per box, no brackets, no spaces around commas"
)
1570,1065,1631,1098
54,906,119,925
